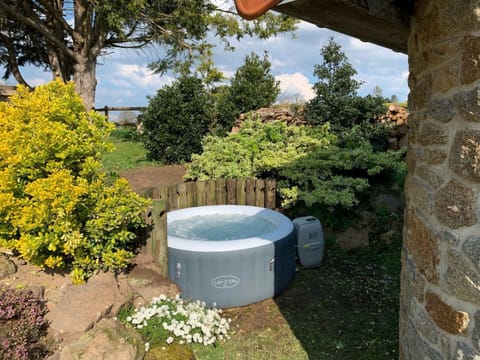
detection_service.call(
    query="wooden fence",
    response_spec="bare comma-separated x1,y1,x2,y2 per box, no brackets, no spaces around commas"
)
141,179,277,276
94,106,146,121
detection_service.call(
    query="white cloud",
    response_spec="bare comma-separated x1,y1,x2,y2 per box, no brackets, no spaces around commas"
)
108,64,173,90
276,72,315,103
27,76,51,87
96,61,175,106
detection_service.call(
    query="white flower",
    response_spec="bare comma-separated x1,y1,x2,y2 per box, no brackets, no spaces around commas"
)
124,295,230,348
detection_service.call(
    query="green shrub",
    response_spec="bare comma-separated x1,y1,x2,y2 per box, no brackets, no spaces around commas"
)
0,287,49,360
111,126,140,142
186,115,335,180
140,76,213,164
277,132,406,209
304,38,387,131
185,117,405,214
0,81,150,283
214,52,280,134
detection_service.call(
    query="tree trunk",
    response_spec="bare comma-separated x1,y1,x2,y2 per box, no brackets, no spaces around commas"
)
73,57,97,110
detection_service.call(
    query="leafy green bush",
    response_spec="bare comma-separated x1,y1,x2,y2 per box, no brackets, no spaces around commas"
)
111,126,140,142
304,38,387,131
0,287,49,360
215,52,280,134
185,116,405,214
141,76,213,164
0,81,150,283
186,115,335,180
277,132,406,209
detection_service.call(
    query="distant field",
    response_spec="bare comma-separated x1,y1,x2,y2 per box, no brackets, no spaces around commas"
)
101,128,160,174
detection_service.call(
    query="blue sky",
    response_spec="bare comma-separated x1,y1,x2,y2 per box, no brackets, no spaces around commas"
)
5,20,409,115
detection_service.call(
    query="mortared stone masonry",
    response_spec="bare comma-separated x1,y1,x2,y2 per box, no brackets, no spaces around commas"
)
400,0,480,358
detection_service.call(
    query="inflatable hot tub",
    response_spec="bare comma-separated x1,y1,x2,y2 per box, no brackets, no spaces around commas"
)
167,205,295,308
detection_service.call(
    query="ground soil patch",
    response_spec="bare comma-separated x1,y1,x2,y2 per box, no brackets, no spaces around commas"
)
119,164,187,191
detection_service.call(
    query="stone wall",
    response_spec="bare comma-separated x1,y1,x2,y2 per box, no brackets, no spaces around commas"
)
400,0,480,358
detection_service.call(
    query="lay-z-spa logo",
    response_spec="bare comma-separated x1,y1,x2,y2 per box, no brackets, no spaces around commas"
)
211,275,240,289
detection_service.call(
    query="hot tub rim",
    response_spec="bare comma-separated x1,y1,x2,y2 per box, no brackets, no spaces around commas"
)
167,205,293,252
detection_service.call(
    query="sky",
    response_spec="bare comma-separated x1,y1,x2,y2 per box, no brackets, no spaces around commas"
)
6,18,409,118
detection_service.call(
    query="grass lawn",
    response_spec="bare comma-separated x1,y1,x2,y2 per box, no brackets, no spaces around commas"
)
101,128,159,173
191,238,401,360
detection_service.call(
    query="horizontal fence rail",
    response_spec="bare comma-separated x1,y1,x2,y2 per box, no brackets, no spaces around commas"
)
94,106,146,121
140,179,277,275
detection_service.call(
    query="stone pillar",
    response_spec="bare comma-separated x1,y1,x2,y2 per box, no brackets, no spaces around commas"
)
400,1,480,358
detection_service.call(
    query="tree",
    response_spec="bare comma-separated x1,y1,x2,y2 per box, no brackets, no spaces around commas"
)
372,85,383,98
0,1,296,109
304,37,386,130
216,51,280,133
140,75,213,164
117,111,138,125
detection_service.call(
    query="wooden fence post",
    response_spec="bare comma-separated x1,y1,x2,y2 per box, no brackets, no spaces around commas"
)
215,179,227,204
151,199,168,277
236,179,247,205
206,180,217,205
246,179,256,205
265,179,276,209
255,179,266,207
186,182,197,208
226,179,237,204
196,181,207,206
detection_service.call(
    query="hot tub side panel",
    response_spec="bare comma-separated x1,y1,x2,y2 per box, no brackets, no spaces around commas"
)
168,244,276,308
168,229,296,308
273,230,296,296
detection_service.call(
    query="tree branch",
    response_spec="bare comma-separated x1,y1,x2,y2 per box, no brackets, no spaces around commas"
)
0,33,33,88
0,1,76,60
36,0,75,38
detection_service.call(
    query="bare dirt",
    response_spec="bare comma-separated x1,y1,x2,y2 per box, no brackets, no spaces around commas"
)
119,164,187,191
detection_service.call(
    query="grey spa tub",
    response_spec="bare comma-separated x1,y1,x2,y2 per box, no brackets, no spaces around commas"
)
167,205,295,308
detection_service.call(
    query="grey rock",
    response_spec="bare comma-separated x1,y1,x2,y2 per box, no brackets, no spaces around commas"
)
47,272,123,338
441,230,460,246
335,212,374,250
434,180,477,229
372,193,404,213
59,318,145,360
474,311,480,353
0,254,16,279
429,98,456,123
410,298,439,344
453,342,480,360
463,236,480,273
379,229,401,244
454,87,480,123
125,264,180,304
445,249,480,304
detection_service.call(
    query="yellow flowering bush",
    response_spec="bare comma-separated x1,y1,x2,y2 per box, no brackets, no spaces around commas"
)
0,81,150,283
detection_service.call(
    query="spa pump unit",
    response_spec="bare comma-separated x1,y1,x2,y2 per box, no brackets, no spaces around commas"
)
293,216,324,268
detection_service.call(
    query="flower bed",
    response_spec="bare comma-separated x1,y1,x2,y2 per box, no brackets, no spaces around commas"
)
119,294,231,352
